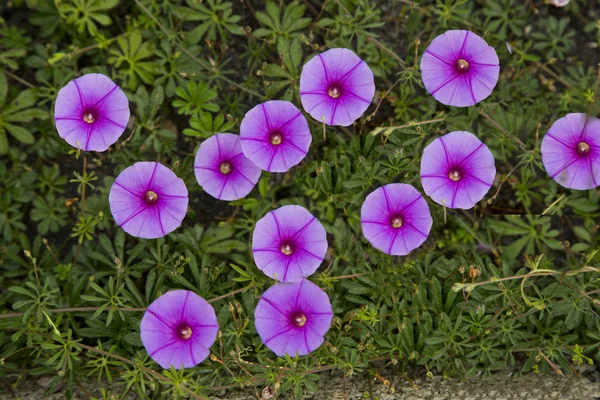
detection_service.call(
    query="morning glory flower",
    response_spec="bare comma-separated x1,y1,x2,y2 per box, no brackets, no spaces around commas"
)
299,48,375,126
541,113,600,190
240,100,311,173
420,30,500,107
140,290,218,369
54,73,130,151
420,131,496,209
254,279,333,357
252,205,327,282
109,161,188,239
361,184,432,256
194,133,261,201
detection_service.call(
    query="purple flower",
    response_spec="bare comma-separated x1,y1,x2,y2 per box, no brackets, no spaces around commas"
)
255,279,333,357
361,184,432,256
109,161,188,239
54,73,130,151
420,30,499,107
541,113,600,190
240,101,311,173
194,133,261,201
252,205,327,282
299,48,375,126
420,131,496,209
140,290,218,369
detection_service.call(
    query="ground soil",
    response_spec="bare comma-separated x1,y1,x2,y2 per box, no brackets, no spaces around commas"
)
6,368,599,399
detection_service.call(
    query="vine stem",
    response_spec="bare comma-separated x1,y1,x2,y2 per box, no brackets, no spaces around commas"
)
327,272,367,280
536,62,574,90
367,36,406,65
371,117,444,136
477,109,527,150
452,266,599,292
1,276,367,320
0,284,254,320
208,284,253,303
2,69,35,88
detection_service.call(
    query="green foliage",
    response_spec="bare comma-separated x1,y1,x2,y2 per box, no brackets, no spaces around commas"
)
183,112,235,138
1,0,599,398
0,73,48,153
58,0,119,36
262,39,303,101
532,16,576,60
254,1,312,46
482,0,527,39
30,194,68,234
175,0,243,43
172,81,220,115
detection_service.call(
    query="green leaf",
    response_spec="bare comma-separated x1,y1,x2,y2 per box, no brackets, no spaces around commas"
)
5,123,34,144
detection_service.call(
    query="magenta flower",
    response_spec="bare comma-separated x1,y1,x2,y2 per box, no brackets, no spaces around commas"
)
240,101,311,173
194,133,261,201
54,73,130,151
420,30,499,107
252,205,327,282
541,113,600,190
140,290,218,369
255,279,333,357
361,184,432,256
109,162,189,239
420,131,496,209
299,48,375,126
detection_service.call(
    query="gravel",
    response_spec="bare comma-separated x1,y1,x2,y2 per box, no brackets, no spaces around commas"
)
8,369,599,399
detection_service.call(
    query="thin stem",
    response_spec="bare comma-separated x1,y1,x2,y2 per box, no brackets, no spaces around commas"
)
372,117,444,137
208,284,254,303
541,194,565,215
453,266,599,292
0,285,254,319
536,62,574,90
367,36,406,66
478,109,527,150
588,65,600,117
80,156,87,217
366,77,402,121
42,238,61,266
2,69,35,88
327,272,367,280
73,156,87,266
487,160,524,206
